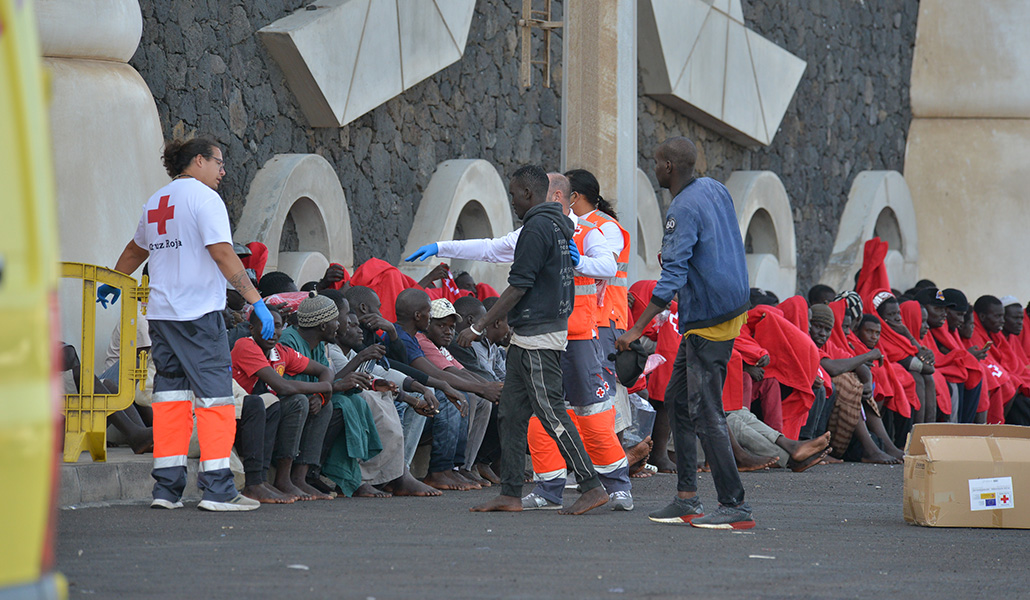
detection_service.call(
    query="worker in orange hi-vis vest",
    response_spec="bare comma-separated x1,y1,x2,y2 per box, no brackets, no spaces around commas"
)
405,172,634,511
99,137,276,512
565,169,633,432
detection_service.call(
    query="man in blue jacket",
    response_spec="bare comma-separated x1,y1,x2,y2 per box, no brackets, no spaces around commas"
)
617,137,754,529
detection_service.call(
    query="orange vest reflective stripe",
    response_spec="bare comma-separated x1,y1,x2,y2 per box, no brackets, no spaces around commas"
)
584,211,631,329
568,217,600,340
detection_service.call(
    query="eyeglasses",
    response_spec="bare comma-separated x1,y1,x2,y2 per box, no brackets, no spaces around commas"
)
208,155,225,169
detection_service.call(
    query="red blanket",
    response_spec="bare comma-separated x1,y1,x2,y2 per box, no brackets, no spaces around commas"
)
324,262,351,290
871,289,919,363
855,237,891,313
848,330,912,418
1019,312,1030,358
476,282,500,301
970,313,1027,423
241,242,269,281
825,300,855,360
930,324,984,390
722,349,745,412
747,305,820,439
901,301,951,415
628,280,679,402
349,258,422,322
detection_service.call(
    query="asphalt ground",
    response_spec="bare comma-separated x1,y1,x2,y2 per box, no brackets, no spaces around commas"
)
57,463,1028,599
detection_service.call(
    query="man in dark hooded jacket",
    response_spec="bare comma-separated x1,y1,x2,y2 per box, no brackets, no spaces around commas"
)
459,165,607,516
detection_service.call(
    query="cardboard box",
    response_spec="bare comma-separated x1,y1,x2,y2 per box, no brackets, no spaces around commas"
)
904,423,1030,529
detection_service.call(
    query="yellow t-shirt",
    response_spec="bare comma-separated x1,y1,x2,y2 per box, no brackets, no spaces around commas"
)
683,313,748,342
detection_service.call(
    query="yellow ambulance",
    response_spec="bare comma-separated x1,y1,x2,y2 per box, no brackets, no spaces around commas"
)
0,0,67,597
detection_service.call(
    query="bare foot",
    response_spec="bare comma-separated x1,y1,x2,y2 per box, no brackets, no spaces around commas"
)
736,450,777,472
885,444,905,459
787,432,831,463
470,494,522,512
383,472,442,497
630,463,655,478
787,448,830,473
697,462,711,473
260,482,295,504
739,457,777,472
625,437,652,466
820,455,844,464
423,470,476,491
862,450,902,465
353,482,392,498
242,483,292,504
476,463,500,484
458,468,490,487
272,479,308,502
651,450,677,473
558,486,608,515
292,478,333,500
452,470,484,489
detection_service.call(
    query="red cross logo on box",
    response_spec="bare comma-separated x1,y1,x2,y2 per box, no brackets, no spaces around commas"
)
148,195,175,235
1001,495,1010,504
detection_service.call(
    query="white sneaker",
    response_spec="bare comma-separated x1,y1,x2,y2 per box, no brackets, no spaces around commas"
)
150,498,184,510
521,492,562,510
197,494,260,512
609,490,634,511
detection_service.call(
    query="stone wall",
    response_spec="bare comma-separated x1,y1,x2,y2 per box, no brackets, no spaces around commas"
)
132,0,564,270
131,0,917,292
637,0,918,294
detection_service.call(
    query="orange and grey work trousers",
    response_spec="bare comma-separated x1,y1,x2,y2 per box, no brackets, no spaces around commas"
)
149,312,238,503
527,339,630,504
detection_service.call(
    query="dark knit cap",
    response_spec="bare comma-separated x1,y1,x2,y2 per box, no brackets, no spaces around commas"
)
810,303,835,328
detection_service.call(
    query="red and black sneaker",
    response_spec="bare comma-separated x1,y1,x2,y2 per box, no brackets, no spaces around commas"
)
648,496,704,524
690,503,755,530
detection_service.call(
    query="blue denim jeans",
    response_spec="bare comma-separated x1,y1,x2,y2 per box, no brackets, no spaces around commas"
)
393,398,428,467
427,389,462,473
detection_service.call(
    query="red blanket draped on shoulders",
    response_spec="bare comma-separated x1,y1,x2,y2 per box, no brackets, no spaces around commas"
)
825,300,855,360
476,282,500,301
747,304,820,439
901,301,951,415
855,238,891,312
848,329,912,418
349,258,422,322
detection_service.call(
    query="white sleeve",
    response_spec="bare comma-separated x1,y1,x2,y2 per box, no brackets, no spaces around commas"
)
195,190,233,247
436,228,521,264
598,221,625,256
132,208,148,250
574,228,617,279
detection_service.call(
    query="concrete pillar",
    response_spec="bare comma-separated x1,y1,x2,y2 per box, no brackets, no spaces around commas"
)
561,0,638,278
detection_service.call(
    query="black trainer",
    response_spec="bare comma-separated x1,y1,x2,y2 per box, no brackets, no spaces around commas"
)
648,496,704,524
690,503,755,530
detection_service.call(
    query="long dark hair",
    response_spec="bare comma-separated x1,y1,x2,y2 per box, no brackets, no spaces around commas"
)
565,168,618,220
162,137,219,178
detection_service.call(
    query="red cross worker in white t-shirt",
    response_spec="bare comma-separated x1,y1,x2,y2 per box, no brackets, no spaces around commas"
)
99,137,275,512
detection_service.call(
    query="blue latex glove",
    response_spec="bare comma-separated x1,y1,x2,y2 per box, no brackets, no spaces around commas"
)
96,284,121,308
568,239,581,267
252,300,276,340
405,242,439,262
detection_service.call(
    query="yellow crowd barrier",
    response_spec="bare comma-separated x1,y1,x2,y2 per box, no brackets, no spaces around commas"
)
61,263,149,462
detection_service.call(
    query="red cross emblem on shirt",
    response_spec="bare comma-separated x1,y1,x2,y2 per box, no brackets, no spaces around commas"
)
148,195,175,235
1001,495,1010,504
